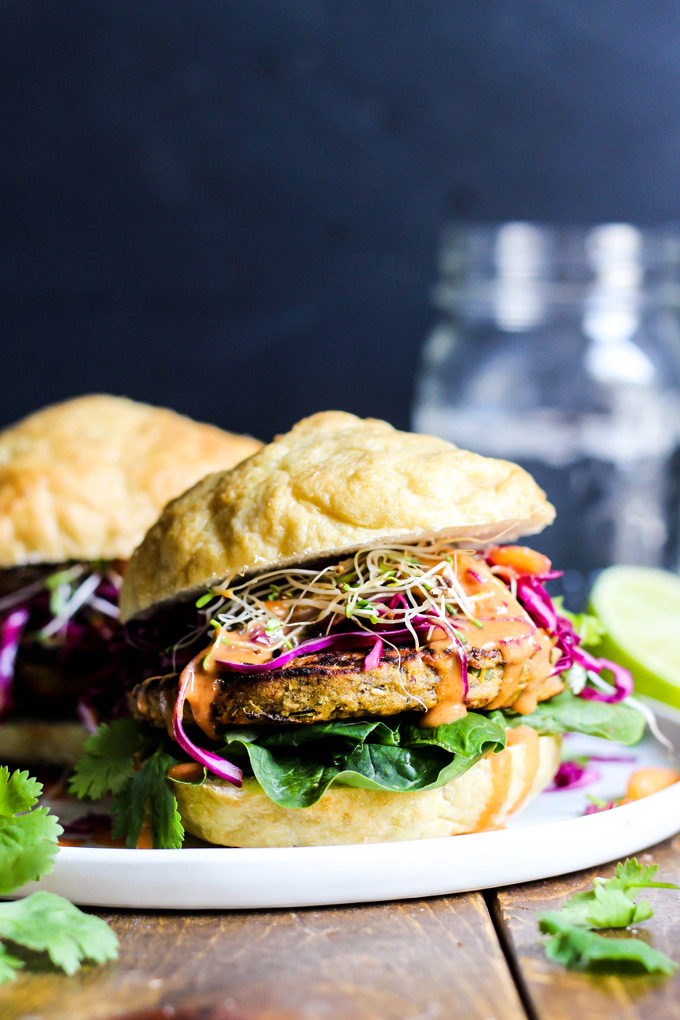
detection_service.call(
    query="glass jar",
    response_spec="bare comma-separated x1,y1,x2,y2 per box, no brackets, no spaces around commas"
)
413,222,680,608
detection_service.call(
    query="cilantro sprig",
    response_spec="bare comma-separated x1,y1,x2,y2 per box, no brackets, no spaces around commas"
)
0,767,118,985
70,719,188,849
539,858,679,975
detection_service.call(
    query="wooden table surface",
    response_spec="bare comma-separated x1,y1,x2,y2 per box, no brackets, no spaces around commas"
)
3,834,680,1020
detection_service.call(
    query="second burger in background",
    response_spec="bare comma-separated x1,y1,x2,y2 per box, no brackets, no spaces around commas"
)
71,412,647,847
0,394,261,763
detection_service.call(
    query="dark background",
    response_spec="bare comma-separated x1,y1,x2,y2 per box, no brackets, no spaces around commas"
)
3,1,680,442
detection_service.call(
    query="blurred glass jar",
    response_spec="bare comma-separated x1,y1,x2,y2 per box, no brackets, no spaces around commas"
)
413,222,680,608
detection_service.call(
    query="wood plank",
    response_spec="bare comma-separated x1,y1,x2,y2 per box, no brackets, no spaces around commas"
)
490,835,680,1020
1,893,527,1020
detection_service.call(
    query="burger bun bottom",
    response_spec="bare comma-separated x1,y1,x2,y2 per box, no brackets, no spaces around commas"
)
171,726,560,847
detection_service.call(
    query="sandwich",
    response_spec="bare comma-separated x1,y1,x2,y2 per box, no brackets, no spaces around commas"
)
0,394,261,763
73,412,646,847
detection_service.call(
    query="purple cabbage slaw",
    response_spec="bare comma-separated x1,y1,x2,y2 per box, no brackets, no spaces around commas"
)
546,759,600,792
513,572,634,704
0,608,29,718
173,655,244,787
212,618,467,689
584,798,621,815
0,566,124,723
547,751,636,793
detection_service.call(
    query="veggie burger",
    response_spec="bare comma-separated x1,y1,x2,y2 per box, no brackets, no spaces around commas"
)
76,412,646,848
0,395,261,763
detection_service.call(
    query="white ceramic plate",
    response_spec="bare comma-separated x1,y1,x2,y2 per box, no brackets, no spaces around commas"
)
10,702,680,909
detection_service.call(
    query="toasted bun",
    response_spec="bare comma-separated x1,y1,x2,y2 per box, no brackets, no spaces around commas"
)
121,411,554,619
0,720,89,765
171,728,560,847
0,395,261,567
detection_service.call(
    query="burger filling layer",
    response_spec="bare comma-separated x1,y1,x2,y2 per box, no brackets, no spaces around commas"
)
133,545,565,738
0,562,126,727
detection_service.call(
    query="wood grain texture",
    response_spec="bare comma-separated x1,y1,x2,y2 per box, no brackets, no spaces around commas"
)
490,836,680,1020
0,894,527,1020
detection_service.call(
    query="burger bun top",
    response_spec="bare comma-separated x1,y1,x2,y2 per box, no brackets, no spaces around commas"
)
120,411,554,621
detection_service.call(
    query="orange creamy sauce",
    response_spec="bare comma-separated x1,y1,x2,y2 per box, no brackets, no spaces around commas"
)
181,621,285,740
420,553,554,727
468,725,540,833
182,551,556,738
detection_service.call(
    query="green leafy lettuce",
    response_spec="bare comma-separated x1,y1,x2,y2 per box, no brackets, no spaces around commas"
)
497,689,646,745
218,712,508,808
539,858,679,975
0,767,118,986
216,689,645,809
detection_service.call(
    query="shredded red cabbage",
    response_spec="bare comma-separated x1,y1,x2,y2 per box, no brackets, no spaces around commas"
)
0,566,130,725
213,628,407,673
364,638,383,670
573,654,635,703
512,572,634,704
213,615,469,697
173,657,243,786
0,608,29,719
584,798,620,815
546,759,600,792
467,569,485,584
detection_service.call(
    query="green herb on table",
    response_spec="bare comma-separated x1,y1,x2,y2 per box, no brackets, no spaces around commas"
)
539,858,679,975
0,766,118,985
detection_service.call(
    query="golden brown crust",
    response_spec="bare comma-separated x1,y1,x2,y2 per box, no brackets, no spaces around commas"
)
121,411,554,619
0,395,261,566
171,730,561,846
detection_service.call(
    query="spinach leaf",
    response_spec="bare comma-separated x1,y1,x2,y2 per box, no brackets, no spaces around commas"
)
219,712,508,808
496,689,645,745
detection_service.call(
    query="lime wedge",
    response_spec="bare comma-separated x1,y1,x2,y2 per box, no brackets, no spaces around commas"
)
589,566,680,708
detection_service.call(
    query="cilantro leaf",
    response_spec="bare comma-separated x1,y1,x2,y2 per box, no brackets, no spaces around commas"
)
612,858,673,889
69,719,148,799
557,857,679,930
540,913,677,975
112,745,184,849
0,768,42,816
539,857,680,976
586,885,654,928
0,769,62,894
0,943,24,986
71,721,185,848
0,892,118,976
0,768,119,986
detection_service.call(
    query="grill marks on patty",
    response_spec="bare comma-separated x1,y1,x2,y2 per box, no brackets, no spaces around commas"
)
132,640,563,732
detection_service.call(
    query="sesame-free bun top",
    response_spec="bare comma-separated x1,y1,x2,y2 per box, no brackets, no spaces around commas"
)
0,395,262,568
120,411,555,620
